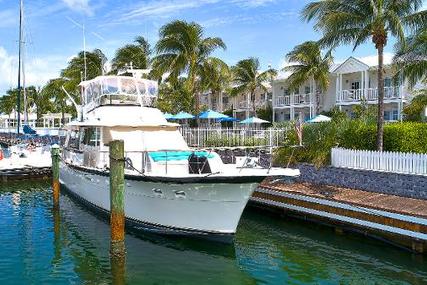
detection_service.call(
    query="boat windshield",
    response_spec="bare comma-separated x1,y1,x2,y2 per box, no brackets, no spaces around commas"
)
81,76,158,108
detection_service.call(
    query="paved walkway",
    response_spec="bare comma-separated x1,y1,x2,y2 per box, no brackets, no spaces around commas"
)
260,179,427,219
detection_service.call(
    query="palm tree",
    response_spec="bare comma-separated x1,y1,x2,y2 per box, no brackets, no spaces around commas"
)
0,92,16,121
152,20,226,117
284,41,333,116
111,36,151,73
28,86,53,125
394,28,427,87
231,57,277,116
61,49,107,92
200,58,230,111
302,0,425,151
156,78,193,114
41,78,72,125
402,89,427,121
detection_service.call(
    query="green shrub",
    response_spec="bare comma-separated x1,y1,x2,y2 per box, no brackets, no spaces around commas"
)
383,122,427,153
274,120,427,167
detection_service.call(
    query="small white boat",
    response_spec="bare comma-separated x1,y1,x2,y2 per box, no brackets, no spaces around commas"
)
60,75,299,241
0,144,51,170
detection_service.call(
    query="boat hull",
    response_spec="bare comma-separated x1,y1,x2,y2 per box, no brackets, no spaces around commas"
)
60,162,258,239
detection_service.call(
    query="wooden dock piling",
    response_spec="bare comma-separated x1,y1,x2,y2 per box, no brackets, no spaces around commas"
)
51,145,60,209
109,140,126,257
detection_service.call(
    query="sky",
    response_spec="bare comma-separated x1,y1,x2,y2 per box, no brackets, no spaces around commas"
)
0,0,426,94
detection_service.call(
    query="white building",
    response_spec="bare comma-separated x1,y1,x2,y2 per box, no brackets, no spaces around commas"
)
0,111,72,129
273,57,410,122
199,85,272,120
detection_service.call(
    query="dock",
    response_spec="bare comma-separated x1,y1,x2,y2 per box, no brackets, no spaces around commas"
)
0,166,51,182
0,146,52,182
252,179,427,253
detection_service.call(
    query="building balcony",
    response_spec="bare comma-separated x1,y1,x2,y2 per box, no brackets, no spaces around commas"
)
236,100,269,110
336,86,404,104
274,93,314,108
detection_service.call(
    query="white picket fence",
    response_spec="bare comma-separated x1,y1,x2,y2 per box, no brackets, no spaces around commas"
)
180,127,289,148
331,147,427,176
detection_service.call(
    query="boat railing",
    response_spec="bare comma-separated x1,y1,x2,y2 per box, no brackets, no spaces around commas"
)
67,149,216,176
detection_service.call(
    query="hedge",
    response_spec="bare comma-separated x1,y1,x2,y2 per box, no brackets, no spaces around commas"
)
274,120,427,167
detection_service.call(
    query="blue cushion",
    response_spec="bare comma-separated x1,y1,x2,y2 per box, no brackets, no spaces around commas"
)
148,151,214,162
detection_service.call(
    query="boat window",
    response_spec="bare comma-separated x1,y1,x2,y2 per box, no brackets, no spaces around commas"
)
137,81,146,96
87,84,93,104
92,82,101,102
120,78,138,95
147,81,158,97
68,130,80,150
82,127,101,147
102,77,119,94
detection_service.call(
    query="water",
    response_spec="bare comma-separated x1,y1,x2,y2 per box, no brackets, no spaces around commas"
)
0,181,426,285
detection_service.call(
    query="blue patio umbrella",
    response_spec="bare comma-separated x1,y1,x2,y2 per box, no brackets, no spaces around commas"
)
198,110,230,120
218,117,239,122
170,111,195,120
239,117,270,124
163,112,174,120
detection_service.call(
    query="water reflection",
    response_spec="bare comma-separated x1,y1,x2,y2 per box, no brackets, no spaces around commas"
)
57,188,253,284
0,181,426,285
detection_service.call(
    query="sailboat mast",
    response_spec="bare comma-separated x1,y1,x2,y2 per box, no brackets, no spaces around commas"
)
22,0,27,124
16,0,23,134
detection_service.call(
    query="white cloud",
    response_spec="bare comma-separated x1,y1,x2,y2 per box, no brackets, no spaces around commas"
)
106,0,280,26
61,0,93,16
123,0,218,20
201,11,296,28
0,46,67,94
232,0,276,8
356,53,394,66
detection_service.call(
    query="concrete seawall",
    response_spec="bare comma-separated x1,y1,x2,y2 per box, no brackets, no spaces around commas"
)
297,163,427,200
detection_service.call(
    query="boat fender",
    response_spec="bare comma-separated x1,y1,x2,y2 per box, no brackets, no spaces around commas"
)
0,149,3,160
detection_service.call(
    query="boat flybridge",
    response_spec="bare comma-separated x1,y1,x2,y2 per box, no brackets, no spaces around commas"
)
60,75,299,241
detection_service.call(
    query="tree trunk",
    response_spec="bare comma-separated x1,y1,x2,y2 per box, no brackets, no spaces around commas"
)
61,102,65,126
313,80,320,115
195,92,200,127
376,44,385,151
251,90,256,117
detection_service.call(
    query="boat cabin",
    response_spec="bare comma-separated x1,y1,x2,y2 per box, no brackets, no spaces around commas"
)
62,76,223,176
80,75,158,115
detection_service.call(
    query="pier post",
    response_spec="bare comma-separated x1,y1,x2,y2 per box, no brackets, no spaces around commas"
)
51,144,60,209
109,140,126,257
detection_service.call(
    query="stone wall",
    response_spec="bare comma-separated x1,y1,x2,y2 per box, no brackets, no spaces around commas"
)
297,163,427,200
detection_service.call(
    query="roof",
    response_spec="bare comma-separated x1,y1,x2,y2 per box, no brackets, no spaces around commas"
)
332,56,369,73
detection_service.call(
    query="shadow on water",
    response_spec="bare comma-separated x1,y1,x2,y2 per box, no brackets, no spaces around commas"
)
0,181,426,285
235,209,427,285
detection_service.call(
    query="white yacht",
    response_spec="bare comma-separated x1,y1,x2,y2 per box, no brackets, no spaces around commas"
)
60,75,299,241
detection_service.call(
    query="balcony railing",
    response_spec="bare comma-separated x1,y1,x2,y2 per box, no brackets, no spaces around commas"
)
274,93,314,107
336,86,402,103
237,100,268,110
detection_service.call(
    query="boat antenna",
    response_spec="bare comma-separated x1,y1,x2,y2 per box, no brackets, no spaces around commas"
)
66,16,87,81
16,0,24,134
